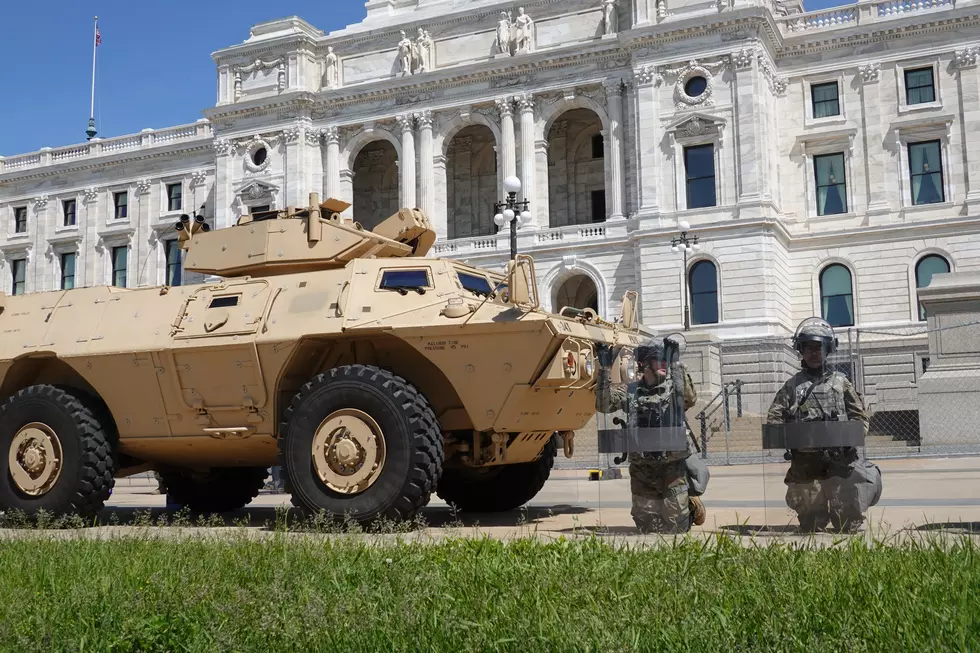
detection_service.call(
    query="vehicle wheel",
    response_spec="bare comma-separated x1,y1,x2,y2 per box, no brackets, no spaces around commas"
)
158,467,268,513
436,434,556,512
278,364,443,525
0,384,115,519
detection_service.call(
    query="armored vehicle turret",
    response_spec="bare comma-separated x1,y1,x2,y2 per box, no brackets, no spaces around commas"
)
0,194,644,524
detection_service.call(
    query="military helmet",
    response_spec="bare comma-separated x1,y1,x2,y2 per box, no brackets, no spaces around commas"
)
792,317,838,354
634,338,664,366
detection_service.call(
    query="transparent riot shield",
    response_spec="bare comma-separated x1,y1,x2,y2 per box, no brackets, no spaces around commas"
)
759,345,883,536
594,335,703,536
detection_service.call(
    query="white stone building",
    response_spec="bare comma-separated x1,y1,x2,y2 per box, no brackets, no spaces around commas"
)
2,0,980,426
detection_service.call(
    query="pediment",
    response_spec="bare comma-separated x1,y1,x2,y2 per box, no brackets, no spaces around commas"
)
234,179,280,202
665,113,726,142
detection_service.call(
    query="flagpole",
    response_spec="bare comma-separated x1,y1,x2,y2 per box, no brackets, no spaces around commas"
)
86,16,98,140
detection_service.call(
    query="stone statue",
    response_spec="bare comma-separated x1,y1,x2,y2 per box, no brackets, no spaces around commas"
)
514,7,534,54
415,27,433,73
602,0,618,35
324,46,339,88
397,30,414,76
496,11,512,55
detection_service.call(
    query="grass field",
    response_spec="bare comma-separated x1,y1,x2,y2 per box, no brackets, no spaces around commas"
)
0,521,977,652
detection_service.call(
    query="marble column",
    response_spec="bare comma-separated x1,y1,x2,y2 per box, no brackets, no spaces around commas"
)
284,125,307,207
954,48,980,207
535,138,550,229
324,127,341,200
497,97,517,195
858,63,889,216
604,78,626,220
397,114,417,208
632,66,660,214
516,92,537,227
733,53,763,203
417,110,435,217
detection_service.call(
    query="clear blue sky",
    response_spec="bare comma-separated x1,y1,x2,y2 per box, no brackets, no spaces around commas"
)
0,0,846,157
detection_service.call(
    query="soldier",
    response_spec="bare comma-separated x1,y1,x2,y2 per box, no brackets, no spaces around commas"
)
766,317,883,533
596,337,706,534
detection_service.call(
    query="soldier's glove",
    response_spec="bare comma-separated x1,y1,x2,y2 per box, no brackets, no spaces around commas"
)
596,343,616,367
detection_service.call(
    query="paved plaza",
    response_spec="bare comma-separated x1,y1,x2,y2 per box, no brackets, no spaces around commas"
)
17,455,963,545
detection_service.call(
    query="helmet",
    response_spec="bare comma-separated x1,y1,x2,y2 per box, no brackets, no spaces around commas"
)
792,317,838,354
635,338,663,366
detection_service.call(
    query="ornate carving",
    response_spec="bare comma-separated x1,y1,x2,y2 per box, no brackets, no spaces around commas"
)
755,51,788,95
666,60,724,108
602,78,624,95
396,113,415,134
135,179,152,196
491,74,535,89
83,187,100,203
191,170,208,186
858,62,881,83
954,46,980,69
213,138,232,156
306,129,324,146
732,47,756,70
601,0,618,35
514,8,534,55
233,57,286,95
244,137,273,173
515,92,535,112
323,46,340,89
33,195,48,209
633,65,657,85
395,91,433,105
415,110,434,129
415,27,433,74
496,97,515,119
283,126,302,143
323,126,340,144
668,115,724,145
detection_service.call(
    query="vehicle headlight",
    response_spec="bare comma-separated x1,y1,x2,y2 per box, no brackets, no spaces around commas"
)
585,355,594,376
626,357,636,380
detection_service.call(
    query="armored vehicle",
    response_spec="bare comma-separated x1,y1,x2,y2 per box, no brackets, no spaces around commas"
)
0,194,643,524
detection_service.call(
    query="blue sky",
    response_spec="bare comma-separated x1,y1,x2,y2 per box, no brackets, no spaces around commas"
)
0,0,846,157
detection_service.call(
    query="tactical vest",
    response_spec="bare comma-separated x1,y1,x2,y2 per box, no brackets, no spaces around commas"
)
788,371,848,422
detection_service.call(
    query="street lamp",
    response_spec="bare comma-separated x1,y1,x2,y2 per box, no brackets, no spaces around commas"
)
493,175,532,260
670,219,700,331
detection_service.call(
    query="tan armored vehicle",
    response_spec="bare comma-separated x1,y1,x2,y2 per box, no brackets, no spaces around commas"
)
0,194,643,524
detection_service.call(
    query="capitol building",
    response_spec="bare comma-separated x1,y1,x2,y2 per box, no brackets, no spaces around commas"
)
2,0,980,439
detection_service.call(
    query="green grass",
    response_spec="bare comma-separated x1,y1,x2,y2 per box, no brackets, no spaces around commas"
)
0,527,976,652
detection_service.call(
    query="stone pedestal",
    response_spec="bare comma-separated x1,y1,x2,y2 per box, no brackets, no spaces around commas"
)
917,271,980,454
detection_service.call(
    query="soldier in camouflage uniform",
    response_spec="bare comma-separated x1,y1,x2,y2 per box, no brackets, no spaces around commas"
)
596,337,704,534
766,317,883,533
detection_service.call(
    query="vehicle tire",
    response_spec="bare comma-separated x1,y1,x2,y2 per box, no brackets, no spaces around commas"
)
0,384,115,519
278,364,443,525
157,467,268,513
436,434,557,512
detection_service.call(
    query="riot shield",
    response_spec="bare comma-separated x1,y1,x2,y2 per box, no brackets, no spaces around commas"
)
760,353,883,536
594,335,703,535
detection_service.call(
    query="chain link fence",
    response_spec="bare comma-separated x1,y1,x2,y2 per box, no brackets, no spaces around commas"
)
554,319,980,470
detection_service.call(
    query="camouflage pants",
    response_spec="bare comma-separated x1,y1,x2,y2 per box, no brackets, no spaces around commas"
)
785,449,882,531
629,456,690,534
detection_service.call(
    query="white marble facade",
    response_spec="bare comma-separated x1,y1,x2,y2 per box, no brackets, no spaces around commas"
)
2,0,980,344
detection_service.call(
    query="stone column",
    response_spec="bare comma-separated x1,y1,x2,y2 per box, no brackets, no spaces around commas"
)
516,92,537,227
535,138,550,229
497,97,517,195
858,63,890,217
324,127,341,200
604,78,626,220
283,125,307,207
733,55,762,203
432,153,448,240
632,66,660,214
397,114,417,208
954,47,980,207
417,110,435,217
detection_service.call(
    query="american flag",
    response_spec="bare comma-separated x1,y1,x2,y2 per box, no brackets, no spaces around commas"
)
95,27,101,46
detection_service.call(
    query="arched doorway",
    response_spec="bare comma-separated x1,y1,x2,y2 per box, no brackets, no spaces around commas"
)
352,140,399,231
446,125,498,239
554,274,598,314
547,109,606,228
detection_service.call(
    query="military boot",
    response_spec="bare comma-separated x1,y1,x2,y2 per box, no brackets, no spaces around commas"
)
689,496,706,526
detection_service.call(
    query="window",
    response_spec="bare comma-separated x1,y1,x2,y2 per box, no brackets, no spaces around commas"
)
814,153,847,216
811,82,840,118
904,66,935,105
689,260,719,325
111,246,128,288
166,183,182,212
684,76,708,98
591,134,604,159
908,140,944,205
457,271,494,297
819,264,854,327
11,258,25,295
590,190,606,223
684,144,716,209
915,254,950,320
379,269,430,293
60,252,75,290
208,295,240,308
63,199,76,227
114,191,128,219
13,206,27,233
165,239,183,286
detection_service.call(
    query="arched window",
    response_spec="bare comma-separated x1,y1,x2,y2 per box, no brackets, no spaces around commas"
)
819,264,854,327
689,260,719,325
915,254,950,320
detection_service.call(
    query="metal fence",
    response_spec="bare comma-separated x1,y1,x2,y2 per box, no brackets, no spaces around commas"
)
555,319,980,470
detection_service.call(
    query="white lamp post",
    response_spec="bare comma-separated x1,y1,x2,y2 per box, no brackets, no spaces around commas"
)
493,175,532,260
670,219,701,331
